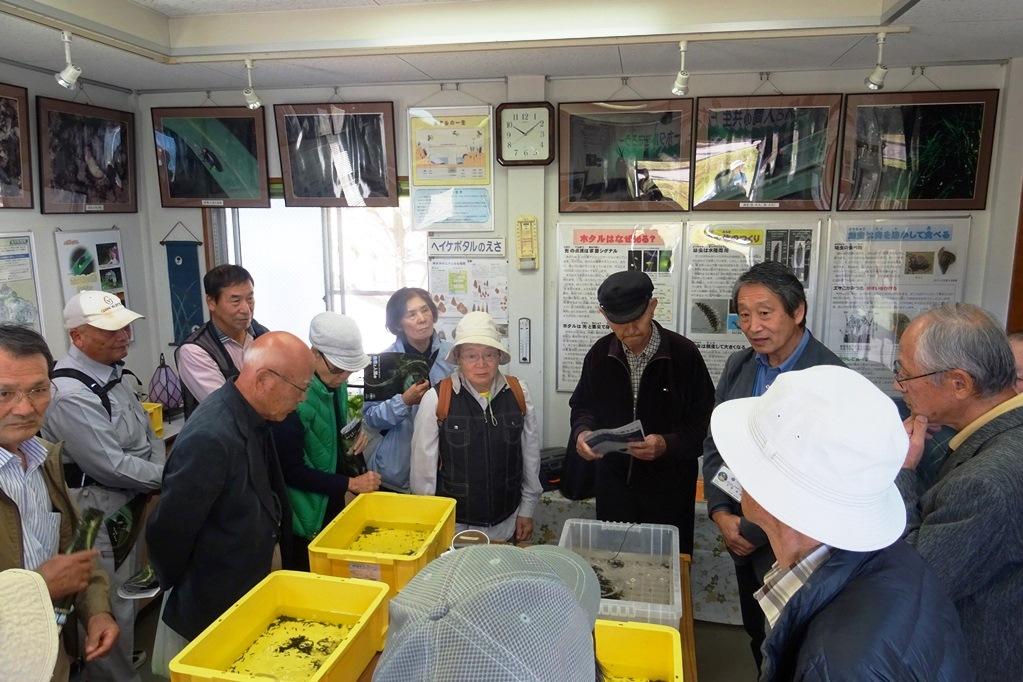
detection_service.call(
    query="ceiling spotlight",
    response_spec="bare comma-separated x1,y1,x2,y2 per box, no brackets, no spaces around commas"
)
55,31,82,90
671,40,690,96
864,32,888,91
243,58,262,109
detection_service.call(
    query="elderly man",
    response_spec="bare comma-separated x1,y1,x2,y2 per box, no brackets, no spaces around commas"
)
1010,331,1023,394
0,324,117,680
701,261,844,670
570,270,714,554
42,291,162,682
176,264,269,417
712,365,969,680
895,304,1023,681
147,332,314,673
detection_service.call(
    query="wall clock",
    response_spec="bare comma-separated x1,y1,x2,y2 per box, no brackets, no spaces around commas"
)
496,101,555,166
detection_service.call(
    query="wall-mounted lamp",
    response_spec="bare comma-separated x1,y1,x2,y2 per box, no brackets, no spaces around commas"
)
864,32,888,91
671,40,690,96
242,58,262,109
55,31,82,90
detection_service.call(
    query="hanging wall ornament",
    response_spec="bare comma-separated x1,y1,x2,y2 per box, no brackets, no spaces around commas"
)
160,221,204,344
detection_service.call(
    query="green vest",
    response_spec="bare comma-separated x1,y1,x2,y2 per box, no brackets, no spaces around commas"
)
288,374,348,539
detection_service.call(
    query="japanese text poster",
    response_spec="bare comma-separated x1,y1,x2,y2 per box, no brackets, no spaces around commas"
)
0,233,43,332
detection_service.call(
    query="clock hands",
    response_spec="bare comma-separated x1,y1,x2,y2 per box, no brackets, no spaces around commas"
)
521,120,543,136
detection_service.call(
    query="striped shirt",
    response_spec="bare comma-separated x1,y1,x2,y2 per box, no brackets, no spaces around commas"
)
755,543,832,628
623,324,660,418
0,438,60,570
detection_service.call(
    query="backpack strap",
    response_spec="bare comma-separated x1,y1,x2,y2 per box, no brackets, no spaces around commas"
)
504,375,527,416
435,377,453,424
51,368,136,420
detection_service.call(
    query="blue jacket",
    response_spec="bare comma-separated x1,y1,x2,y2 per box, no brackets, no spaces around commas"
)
760,541,971,682
362,335,455,491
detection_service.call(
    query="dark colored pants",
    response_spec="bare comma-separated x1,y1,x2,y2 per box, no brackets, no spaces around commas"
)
594,457,697,554
734,544,775,674
286,535,312,572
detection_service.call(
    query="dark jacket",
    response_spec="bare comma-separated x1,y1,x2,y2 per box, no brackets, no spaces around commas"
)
896,403,1023,681
568,322,714,549
761,542,971,682
147,380,291,640
176,319,269,418
702,335,844,560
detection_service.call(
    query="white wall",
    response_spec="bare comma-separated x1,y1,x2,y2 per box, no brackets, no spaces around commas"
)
4,58,1019,450
0,62,159,375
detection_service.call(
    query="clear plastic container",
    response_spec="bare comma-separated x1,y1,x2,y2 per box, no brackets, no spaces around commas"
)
559,518,682,629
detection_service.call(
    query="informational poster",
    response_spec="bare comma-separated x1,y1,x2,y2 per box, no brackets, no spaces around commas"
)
0,233,43,332
823,218,970,394
684,221,820,383
428,257,509,344
556,223,683,392
428,237,505,258
409,106,494,232
54,228,131,309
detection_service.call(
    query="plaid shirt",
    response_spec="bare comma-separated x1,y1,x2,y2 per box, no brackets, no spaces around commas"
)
623,324,660,418
755,543,832,628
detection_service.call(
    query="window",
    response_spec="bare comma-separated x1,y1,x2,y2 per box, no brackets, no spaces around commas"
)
212,193,426,355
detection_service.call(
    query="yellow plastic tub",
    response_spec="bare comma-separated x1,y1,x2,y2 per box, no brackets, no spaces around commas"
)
142,401,163,437
595,619,683,681
169,571,388,682
308,492,456,596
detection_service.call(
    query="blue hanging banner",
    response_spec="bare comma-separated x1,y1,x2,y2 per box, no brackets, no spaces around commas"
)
165,240,203,344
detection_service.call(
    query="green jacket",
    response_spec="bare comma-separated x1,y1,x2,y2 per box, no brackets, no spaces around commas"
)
288,375,348,539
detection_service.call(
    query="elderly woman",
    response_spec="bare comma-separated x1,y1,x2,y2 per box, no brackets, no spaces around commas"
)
272,312,381,570
410,312,541,542
363,288,456,493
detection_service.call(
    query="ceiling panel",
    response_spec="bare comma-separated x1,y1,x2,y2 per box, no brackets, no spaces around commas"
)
400,45,623,79
130,0,493,15
832,20,1023,67
896,0,1023,24
621,36,864,75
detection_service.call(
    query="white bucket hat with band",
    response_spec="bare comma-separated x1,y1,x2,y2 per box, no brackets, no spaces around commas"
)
374,544,600,682
0,569,59,681
63,290,144,331
308,312,370,372
710,364,908,552
446,311,511,365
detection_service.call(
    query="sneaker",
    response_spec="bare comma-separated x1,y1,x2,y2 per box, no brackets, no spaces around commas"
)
132,650,147,671
117,563,161,600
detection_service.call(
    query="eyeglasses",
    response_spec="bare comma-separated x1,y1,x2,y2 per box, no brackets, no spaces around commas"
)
265,368,309,394
461,350,500,365
0,384,52,408
892,360,951,390
317,350,345,375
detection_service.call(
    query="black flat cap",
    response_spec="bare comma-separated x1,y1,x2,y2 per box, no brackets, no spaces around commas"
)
598,271,653,324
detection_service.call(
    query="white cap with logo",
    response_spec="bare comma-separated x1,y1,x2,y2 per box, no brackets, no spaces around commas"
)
63,290,144,331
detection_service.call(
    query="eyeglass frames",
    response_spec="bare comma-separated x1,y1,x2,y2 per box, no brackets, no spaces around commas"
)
265,368,309,393
892,360,951,390
317,350,346,375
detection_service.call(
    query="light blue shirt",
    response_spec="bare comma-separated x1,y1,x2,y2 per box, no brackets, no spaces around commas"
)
0,438,59,569
752,328,812,396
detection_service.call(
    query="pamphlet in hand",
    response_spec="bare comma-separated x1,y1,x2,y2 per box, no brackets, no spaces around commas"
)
584,420,645,456
363,353,431,402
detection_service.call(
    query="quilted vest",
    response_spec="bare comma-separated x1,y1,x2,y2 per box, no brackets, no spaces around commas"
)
289,374,347,539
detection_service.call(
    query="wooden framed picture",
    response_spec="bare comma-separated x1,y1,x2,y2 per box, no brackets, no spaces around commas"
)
0,83,32,209
37,97,136,214
274,101,398,207
151,106,269,208
559,99,692,213
692,94,842,211
837,89,999,211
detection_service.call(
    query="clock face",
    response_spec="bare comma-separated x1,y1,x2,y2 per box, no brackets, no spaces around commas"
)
500,105,552,164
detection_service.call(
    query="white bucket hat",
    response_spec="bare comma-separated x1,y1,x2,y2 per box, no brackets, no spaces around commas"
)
0,569,59,681
710,365,908,552
446,311,510,365
308,312,370,372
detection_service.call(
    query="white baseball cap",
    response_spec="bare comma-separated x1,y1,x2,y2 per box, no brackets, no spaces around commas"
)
63,290,143,331
710,365,908,552
0,569,59,681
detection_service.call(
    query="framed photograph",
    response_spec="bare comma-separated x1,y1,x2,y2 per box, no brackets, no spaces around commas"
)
274,101,398,207
151,106,269,208
692,94,842,211
838,90,999,211
559,99,692,213
37,97,135,214
0,83,31,209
